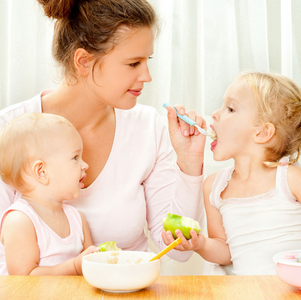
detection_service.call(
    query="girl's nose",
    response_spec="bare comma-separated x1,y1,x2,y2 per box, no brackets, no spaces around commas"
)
211,109,219,121
138,64,152,83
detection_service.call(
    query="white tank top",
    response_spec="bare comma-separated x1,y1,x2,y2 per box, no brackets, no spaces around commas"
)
210,161,301,275
0,198,84,275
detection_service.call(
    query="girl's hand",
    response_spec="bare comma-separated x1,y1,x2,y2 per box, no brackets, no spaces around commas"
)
74,245,99,275
165,105,206,176
162,229,205,252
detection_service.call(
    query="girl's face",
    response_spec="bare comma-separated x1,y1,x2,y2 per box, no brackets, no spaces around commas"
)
45,128,89,201
90,26,155,109
210,79,258,161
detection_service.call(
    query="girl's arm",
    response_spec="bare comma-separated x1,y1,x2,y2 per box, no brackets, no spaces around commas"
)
162,173,231,265
2,211,98,276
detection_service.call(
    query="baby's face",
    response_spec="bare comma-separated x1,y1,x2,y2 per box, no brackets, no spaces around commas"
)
210,79,258,161
45,127,89,201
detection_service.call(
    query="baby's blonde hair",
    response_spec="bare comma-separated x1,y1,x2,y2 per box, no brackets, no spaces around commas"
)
237,71,301,167
0,113,75,193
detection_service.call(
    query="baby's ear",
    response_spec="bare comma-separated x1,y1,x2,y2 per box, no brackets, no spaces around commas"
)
253,122,276,144
32,160,49,185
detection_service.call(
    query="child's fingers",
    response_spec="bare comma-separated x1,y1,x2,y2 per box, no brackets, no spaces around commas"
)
84,245,100,254
162,230,175,245
174,230,192,250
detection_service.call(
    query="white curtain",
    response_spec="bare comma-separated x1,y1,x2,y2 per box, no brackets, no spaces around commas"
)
1,0,301,116
1,0,301,275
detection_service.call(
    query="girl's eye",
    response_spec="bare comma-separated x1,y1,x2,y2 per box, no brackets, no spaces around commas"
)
228,107,235,113
129,61,140,67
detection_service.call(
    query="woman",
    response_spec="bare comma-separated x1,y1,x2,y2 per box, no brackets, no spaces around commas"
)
0,0,206,261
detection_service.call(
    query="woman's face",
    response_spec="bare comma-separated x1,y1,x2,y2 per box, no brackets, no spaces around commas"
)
89,26,155,109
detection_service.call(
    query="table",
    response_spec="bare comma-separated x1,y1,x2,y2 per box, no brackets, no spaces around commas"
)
0,275,300,300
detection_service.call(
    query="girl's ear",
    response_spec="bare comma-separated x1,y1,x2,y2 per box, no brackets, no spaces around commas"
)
253,122,276,144
32,160,49,185
74,48,90,76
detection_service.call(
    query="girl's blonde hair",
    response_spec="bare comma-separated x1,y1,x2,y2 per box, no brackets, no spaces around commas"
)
238,71,301,167
0,113,74,193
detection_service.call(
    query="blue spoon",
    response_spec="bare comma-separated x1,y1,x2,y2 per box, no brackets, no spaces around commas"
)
163,103,212,136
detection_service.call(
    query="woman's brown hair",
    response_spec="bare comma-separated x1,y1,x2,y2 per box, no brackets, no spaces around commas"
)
37,0,157,83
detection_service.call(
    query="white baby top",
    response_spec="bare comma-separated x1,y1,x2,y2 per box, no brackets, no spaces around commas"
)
0,91,204,262
0,198,84,275
210,161,301,275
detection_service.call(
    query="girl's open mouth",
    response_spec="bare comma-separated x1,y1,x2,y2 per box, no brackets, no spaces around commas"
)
210,140,217,151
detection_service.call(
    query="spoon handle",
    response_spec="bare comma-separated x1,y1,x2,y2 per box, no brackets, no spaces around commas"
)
149,237,182,262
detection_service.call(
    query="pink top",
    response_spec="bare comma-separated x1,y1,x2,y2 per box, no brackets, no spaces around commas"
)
0,198,84,275
0,92,205,262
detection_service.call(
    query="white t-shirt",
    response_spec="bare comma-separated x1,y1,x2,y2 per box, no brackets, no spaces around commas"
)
0,91,205,261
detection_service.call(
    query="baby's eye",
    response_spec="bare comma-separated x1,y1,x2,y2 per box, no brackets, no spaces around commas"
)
73,155,78,161
228,107,235,113
129,61,140,67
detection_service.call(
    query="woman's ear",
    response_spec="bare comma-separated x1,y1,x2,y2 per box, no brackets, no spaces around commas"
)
74,48,90,76
253,122,276,144
32,160,49,185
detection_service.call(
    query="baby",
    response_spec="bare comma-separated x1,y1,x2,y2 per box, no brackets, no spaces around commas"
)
0,113,99,275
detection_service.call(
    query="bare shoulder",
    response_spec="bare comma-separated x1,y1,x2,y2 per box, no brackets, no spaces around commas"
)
203,172,218,204
287,165,301,201
3,210,33,228
203,172,218,192
1,210,36,243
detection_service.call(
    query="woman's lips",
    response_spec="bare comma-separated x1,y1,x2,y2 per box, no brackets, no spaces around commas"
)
128,89,142,97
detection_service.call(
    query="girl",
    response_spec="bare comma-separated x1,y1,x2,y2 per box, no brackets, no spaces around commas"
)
163,71,301,274
0,0,206,262
0,113,99,275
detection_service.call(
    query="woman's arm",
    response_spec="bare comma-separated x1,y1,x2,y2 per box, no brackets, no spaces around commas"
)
145,108,205,262
162,173,231,265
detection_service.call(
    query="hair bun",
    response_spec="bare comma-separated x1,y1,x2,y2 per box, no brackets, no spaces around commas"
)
37,0,77,19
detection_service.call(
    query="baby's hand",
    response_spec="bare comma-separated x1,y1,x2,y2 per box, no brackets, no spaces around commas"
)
74,245,99,275
162,229,205,252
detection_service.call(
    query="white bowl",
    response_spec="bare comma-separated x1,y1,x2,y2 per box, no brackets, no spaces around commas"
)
273,249,301,290
82,251,160,293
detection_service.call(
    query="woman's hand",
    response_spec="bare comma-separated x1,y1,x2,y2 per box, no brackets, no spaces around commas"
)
165,105,206,176
162,229,206,252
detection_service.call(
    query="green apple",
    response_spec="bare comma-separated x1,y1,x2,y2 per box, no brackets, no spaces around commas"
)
98,241,122,252
163,213,201,240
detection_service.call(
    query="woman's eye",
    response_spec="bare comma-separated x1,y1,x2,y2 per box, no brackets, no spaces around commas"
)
129,61,140,67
